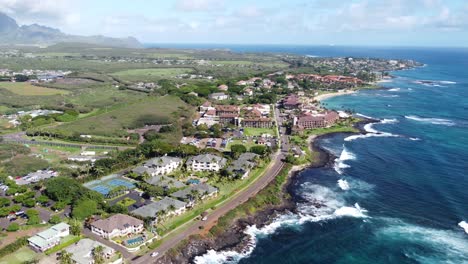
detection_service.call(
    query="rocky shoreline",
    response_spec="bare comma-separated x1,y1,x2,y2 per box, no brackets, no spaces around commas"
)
156,118,376,264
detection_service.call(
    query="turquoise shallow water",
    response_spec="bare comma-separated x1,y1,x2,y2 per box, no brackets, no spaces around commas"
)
190,46,468,264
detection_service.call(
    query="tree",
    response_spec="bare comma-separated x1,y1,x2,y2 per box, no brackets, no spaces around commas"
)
71,199,98,220
6,222,20,232
0,197,10,207
26,209,40,225
36,195,50,205
69,219,82,236
92,245,105,264
14,74,29,82
58,250,74,264
250,145,269,156
49,215,61,224
230,144,247,158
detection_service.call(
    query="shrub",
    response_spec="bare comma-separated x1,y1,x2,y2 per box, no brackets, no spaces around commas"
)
0,237,29,258
6,223,20,232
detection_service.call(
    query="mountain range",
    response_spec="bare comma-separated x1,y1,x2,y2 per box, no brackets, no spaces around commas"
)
0,12,142,48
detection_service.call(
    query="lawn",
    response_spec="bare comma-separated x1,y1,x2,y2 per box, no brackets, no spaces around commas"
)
117,197,136,207
49,95,190,138
0,246,39,264
0,82,69,96
45,235,81,255
243,127,277,137
111,68,193,82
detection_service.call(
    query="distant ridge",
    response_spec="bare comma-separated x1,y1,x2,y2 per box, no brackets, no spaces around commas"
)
0,12,142,48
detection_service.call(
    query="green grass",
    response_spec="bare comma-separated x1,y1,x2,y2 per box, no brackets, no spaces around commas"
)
0,82,69,96
243,127,276,137
0,246,39,264
49,95,189,138
4,155,49,176
117,197,136,207
111,68,193,82
44,235,81,255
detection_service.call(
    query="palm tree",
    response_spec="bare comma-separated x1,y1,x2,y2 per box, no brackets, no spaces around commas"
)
58,250,74,264
92,245,105,264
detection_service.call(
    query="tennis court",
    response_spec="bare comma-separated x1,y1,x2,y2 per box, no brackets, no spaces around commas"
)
84,174,136,197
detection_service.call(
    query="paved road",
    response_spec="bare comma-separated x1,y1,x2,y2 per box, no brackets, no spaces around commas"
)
133,103,290,264
133,152,285,264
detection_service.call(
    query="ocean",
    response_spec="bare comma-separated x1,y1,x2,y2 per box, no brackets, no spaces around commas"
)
154,45,468,263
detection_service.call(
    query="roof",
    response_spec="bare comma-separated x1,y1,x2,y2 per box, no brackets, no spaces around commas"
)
215,105,239,112
187,154,227,165
90,214,143,233
171,183,218,200
131,197,187,218
66,238,115,264
28,222,69,248
144,156,182,167
145,175,185,188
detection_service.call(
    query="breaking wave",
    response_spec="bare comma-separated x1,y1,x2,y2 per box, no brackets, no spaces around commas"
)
405,115,455,126
459,221,468,234
195,184,369,264
337,179,350,191
345,119,400,142
334,147,356,174
377,218,468,263
387,88,401,92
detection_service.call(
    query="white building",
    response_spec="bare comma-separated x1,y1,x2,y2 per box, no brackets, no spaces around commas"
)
186,154,227,172
132,156,182,176
90,214,144,240
28,223,70,252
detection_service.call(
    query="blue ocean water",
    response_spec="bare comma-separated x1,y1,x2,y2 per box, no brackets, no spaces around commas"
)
184,46,468,264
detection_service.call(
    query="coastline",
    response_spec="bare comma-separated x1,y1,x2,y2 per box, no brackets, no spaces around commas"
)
314,90,356,101
156,118,375,264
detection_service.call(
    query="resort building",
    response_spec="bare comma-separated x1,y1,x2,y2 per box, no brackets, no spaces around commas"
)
65,238,120,264
90,214,144,240
208,92,229,101
241,117,274,128
215,105,240,116
131,197,187,219
186,154,227,172
132,156,182,177
283,94,302,109
293,111,340,130
28,223,70,252
227,153,260,179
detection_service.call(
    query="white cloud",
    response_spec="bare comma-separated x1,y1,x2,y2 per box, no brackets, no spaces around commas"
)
175,0,225,12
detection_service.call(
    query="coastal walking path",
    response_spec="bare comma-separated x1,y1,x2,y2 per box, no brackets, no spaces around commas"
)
133,152,286,264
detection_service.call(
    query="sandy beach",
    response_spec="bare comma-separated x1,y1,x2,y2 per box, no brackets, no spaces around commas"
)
314,90,356,101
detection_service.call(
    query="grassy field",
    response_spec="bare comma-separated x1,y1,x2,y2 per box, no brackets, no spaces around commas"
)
111,68,193,82
0,82,69,96
243,127,277,137
49,95,189,138
0,246,39,264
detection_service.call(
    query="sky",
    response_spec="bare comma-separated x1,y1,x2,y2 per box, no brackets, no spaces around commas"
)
1,0,468,47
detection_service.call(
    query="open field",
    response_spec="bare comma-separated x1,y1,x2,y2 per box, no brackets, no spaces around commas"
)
0,246,39,264
210,60,289,68
111,68,194,82
49,95,189,138
0,82,69,96
243,127,277,137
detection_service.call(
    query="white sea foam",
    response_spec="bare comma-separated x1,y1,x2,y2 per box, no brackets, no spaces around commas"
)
377,218,468,263
334,203,368,218
409,137,421,141
459,221,468,234
405,115,455,126
337,179,350,191
334,147,356,174
356,113,375,119
345,120,400,142
440,81,457,84
387,88,401,92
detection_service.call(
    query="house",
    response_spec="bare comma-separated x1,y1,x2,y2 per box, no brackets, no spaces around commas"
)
199,101,212,112
132,156,182,177
65,238,120,264
217,84,229,91
219,113,239,125
227,153,259,178
171,183,218,202
90,214,144,239
243,87,253,96
16,170,58,185
209,92,229,101
204,109,217,118
186,154,227,172
28,223,70,252
131,197,187,219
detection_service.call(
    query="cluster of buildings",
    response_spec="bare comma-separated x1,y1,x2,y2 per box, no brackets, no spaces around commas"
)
0,69,71,82
280,94,342,133
15,170,58,185
195,101,274,129
291,74,363,86
2,109,63,127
